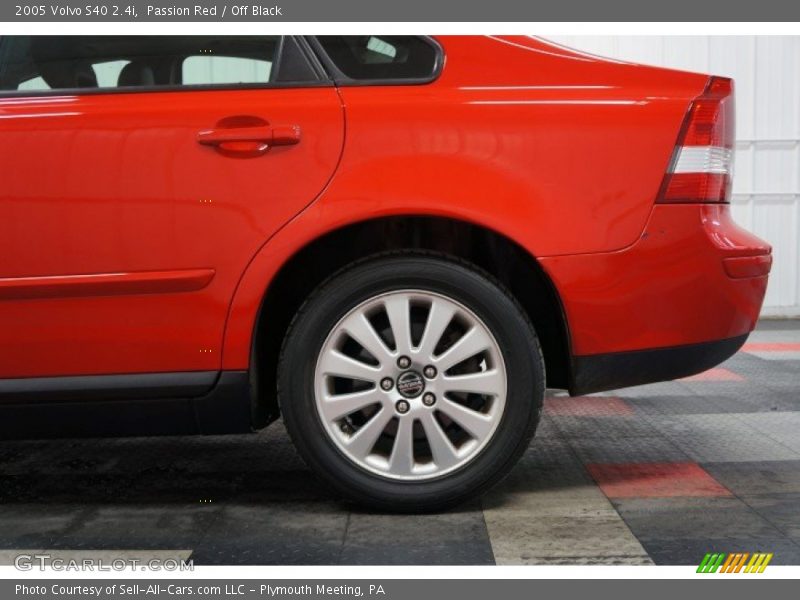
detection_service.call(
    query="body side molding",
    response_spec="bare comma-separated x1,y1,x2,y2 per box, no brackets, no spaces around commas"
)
0,268,215,301
0,370,219,403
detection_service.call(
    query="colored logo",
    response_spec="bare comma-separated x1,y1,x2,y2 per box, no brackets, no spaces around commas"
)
697,552,773,573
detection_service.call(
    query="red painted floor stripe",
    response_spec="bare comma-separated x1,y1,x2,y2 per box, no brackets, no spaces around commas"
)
680,368,744,382
586,462,733,499
544,396,633,417
742,342,800,352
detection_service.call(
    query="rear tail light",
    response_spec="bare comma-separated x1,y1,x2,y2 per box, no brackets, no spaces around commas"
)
656,77,735,204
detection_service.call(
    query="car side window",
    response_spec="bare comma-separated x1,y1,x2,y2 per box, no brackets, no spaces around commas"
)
0,36,320,94
17,59,132,91
182,55,272,86
314,36,441,83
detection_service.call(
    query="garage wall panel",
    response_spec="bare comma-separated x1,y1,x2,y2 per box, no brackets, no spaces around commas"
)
547,36,800,316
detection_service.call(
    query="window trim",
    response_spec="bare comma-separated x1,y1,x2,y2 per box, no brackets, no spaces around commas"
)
0,35,332,99
306,35,444,87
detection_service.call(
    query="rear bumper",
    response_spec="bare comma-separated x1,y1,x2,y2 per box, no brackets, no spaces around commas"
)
540,203,771,394
570,334,747,395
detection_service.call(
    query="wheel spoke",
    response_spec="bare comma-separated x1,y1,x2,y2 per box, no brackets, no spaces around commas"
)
433,326,492,371
415,299,456,358
341,311,392,365
384,295,412,356
438,398,494,440
442,369,504,396
319,388,384,422
388,416,415,476
420,412,459,470
319,349,381,383
345,408,393,460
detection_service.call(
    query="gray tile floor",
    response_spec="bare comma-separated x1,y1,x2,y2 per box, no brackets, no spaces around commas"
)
0,320,798,565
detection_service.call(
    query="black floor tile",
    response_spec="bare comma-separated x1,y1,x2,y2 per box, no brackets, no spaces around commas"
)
47,505,221,550
703,461,800,496
741,493,800,540
625,395,735,416
339,505,493,565
613,497,784,541
189,503,348,565
0,504,85,548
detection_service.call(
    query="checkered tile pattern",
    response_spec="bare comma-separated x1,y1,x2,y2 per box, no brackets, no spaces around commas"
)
0,320,798,566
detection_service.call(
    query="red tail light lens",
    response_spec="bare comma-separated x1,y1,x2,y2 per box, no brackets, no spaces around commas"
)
657,77,735,204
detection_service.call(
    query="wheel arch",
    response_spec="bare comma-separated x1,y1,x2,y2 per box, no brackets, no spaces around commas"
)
231,214,572,428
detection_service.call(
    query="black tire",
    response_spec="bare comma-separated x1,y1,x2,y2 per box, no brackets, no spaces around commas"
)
278,253,544,512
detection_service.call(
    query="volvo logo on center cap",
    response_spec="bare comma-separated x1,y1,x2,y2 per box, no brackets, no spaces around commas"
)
396,371,425,398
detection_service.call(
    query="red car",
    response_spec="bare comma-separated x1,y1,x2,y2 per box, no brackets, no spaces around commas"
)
0,35,772,510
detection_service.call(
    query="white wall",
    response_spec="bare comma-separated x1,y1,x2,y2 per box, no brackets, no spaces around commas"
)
547,36,800,317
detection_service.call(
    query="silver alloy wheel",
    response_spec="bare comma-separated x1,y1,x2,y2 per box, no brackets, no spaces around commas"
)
314,290,507,481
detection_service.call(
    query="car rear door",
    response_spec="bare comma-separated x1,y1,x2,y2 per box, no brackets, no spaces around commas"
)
0,35,344,383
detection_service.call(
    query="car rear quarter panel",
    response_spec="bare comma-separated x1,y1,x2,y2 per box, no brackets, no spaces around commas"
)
222,36,709,369
322,35,709,258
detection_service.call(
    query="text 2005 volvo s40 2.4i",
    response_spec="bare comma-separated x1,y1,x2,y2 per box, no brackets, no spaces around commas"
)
0,35,772,510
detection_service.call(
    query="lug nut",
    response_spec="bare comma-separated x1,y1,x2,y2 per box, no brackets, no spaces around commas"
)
423,365,437,379
380,377,394,391
397,356,411,369
422,392,436,406
396,400,410,414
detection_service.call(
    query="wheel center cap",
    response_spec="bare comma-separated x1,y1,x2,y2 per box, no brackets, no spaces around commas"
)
396,370,425,399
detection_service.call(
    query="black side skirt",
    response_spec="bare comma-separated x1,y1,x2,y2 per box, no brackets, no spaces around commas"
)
0,371,252,440
570,334,749,396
